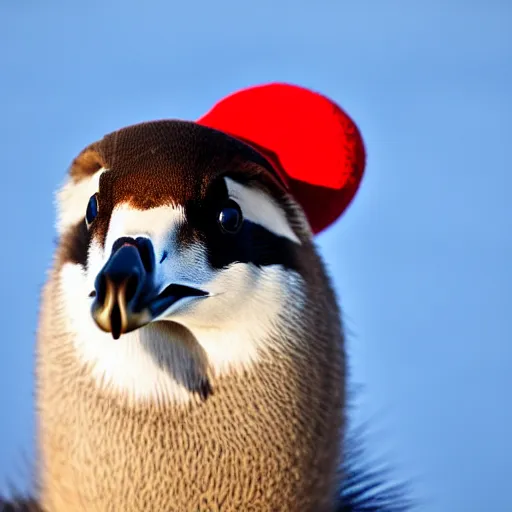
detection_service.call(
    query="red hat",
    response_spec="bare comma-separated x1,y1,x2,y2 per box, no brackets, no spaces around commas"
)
197,82,366,235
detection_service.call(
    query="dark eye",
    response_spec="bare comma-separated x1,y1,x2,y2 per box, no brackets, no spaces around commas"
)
85,194,99,228
217,200,243,234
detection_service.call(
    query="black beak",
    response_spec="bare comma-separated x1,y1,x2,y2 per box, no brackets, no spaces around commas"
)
91,237,207,339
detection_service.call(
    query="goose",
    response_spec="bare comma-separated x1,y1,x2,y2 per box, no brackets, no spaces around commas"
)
1,83,409,511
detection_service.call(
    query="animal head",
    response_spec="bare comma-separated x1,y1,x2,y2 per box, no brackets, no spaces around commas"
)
52,83,365,403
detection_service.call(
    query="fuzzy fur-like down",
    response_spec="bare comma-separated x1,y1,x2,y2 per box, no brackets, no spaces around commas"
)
0,427,412,511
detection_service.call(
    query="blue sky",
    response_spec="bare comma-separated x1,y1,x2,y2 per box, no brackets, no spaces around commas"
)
1,1,510,510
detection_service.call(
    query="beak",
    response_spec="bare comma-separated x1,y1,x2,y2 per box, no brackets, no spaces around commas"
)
91,238,207,339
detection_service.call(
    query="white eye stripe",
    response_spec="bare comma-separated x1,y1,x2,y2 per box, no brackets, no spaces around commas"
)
224,178,301,244
56,168,107,235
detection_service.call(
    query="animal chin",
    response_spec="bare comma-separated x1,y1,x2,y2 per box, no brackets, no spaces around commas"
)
89,242,208,339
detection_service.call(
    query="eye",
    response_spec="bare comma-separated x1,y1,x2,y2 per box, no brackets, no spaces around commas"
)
217,200,243,235
85,194,99,228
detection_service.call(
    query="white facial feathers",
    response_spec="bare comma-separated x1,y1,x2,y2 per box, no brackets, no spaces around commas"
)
57,173,308,404
224,177,301,244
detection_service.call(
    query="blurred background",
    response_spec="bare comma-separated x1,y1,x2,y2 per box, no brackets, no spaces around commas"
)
1,0,510,510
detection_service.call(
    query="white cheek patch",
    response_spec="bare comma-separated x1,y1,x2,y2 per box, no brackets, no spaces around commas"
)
56,168,106,235
224,177,301,244
173,263,308,376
